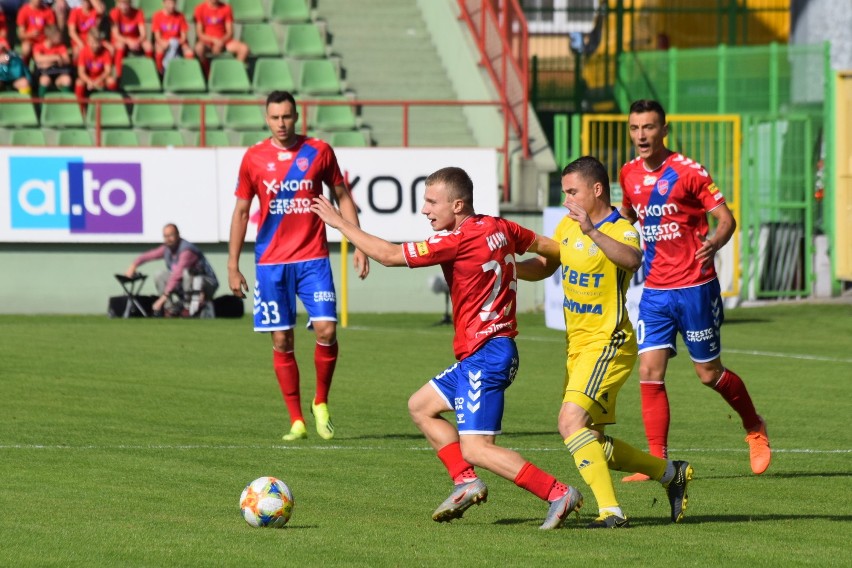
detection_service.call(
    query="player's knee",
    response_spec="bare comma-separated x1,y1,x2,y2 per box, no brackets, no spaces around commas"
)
458,438,490,466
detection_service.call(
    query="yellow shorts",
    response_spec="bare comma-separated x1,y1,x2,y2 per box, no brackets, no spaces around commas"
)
562,340,637,426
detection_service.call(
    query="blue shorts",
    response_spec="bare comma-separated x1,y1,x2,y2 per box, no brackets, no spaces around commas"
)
253,258,337,332
429,336,518,435
636,279,723,363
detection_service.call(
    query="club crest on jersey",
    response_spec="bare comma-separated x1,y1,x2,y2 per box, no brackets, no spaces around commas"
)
296,157,309,172
588,243,599,256
574,238,584,250
643,175,657,186
266,162,276,171
656,179,669,195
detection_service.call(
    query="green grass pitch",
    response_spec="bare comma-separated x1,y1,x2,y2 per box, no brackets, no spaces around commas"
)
1,303,850,566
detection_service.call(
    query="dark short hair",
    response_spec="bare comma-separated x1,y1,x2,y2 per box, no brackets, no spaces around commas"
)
426,167,474,208
562,156,611,203
629,99,666,125
266,91,297,109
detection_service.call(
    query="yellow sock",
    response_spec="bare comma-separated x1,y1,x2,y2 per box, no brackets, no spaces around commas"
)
606,435,668,480
564,428,618,510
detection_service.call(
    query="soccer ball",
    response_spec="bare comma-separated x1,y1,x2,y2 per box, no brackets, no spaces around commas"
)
239,476,294,528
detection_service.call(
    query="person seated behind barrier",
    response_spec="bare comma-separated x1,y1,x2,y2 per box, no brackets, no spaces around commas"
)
74,29,116,105
151,0,193,74
125,223,219,316
109,0,152,78
33,25,72,97
0,42,31,93
193,0,248,73
67,0,105,59
16,0,56,64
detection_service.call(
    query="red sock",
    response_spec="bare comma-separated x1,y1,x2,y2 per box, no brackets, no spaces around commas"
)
154,52,165,74
436,442,475,483
713,369,761,430
273,349,303,423
640,381,670,458
313,342,338,405
514,462,557,501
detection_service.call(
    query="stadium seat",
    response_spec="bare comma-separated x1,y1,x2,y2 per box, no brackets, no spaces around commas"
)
57,129,95,146
329,130,368,147
101,129,140,146
149,130,186,146
223,95,266,130
131,94,176,129
251,57,296,94
269,0,310,23
138,0,162,21
178,95,223,130
313,98,357,131
86,92,132,129
0,92,39,128
182,0,205,20
240,23,282,58
163,58,207,93
11,129,47,146
208,59,252,94
40,93,85,129
283,23,326,58
120,57,162,93
238,129,270,146
297,59,342,95
230,0,266,23
194,129,232,147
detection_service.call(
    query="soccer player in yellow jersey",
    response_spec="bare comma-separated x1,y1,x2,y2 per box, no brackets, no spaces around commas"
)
518,156,693,527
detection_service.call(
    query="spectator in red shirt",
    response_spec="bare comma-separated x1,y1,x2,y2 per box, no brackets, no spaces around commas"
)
109,0,152,77
151,0,192,74
75,29,117,103
16,0,56,63
193,0,248,72
0,9,10,50
67,0,105,58
33,24,72,97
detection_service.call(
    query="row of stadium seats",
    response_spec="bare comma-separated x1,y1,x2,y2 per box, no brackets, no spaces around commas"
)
132,0,312,25
0,127,370,147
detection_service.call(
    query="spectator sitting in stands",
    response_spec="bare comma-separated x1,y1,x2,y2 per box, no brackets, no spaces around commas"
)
125,223,219,317
0,41,31,93
151,0,192,74
0,7,10,50
75,29,116,105
193,0,248,74
67,0,104,58
109,0,152,78
33,24,72,97
16,0,56,63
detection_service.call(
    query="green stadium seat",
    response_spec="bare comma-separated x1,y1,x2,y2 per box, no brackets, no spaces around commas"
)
120,57,162,93
194,129,232,146
238,129,270,146
57,129,95,146
163,58,207,93
11,129,47,146
40,93,85,129
223,95,266,130
313,98,357,131
230,0,266,23
138,0,162,21
329,130,368,147
208,59,251,94
178,95,223,130
182,0,205,21
269,0,310,23
149,130,186,146
131,94,176,129
0,92,39,128
283,23,326,58
86,92,132,129
297,59,341,95
240,23,282,58
101,129,140,146
251,57,296,94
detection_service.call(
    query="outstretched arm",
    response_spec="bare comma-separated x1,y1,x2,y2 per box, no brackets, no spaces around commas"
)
331,183,370,279
516,235,561,281
312,195,406,267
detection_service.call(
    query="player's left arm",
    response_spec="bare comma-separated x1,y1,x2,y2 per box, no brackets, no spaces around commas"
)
696,202,736,268
313,194,403,268
516,235,561,281
331,182,370,279
568,202,642,273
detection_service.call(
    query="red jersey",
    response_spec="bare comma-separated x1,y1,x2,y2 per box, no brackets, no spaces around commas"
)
0,11,8,47
194,2,232,38
77,44,113,77
16,4,56,43
110,7,145,39
235,136,345,265
403,215,536,360
68,6,99,40
33,41,68,61
152,10,188,40
620,152,726,289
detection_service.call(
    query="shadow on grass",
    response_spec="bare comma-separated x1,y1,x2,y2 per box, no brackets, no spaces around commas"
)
494,512,852,528
697,471,852,480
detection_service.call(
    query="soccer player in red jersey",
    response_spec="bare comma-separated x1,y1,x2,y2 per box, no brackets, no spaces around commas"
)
227,91,369,443
75,29,117,103
109,0,153,77
151,0,193,74
16,0,56,63
311,167,584,529
33,24,73,98
193,0,248,72
618,99,771,479
67,0,104,58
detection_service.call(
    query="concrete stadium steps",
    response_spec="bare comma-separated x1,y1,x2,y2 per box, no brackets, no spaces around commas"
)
314,0,476,147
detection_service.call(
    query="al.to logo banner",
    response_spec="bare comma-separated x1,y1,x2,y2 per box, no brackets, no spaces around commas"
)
9,156,143,234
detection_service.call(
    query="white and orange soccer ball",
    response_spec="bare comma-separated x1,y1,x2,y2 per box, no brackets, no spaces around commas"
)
239,476,294,528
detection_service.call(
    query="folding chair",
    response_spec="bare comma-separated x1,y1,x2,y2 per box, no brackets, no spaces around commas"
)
113,273,149,317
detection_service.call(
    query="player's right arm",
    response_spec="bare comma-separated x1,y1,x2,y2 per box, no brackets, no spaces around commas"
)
618,168,639,224
227,198,251,297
